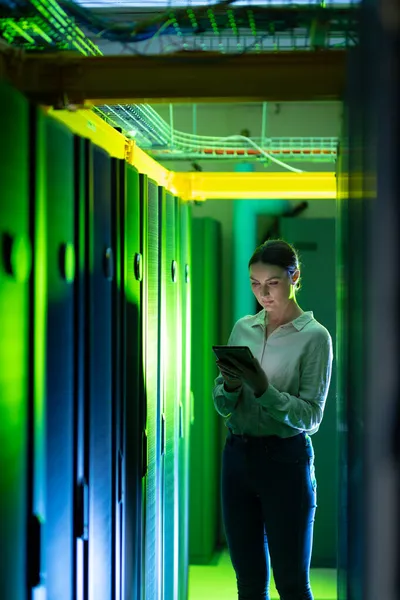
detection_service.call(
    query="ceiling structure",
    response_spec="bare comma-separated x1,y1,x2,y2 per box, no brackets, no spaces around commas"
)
68,0,359,55
0,0,358,171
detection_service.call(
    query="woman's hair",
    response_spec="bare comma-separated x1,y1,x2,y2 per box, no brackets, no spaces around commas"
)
248,239,301,286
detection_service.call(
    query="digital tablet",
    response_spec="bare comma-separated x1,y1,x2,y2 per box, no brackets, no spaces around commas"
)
212,345,255,370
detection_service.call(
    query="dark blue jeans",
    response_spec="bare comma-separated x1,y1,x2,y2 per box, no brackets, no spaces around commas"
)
222,431,317,600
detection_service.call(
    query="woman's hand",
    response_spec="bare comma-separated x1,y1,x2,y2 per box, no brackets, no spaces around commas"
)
216,360,242,392
227,356,269,398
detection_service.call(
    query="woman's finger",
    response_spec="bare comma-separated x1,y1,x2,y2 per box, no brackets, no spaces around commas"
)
227,357,246,373
220,367,241,380
218,363,242,378
217,359,239,372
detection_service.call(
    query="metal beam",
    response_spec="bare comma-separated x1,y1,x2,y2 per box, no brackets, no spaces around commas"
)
173,172,337,201
48,107,337,201
49,107,337,201
1,50,347,106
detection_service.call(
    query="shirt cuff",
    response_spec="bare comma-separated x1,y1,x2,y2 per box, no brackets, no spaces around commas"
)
254,383,280,407
223,385,242,403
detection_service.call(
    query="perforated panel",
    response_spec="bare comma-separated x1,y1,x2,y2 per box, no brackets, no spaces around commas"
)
161,191,180,600
120,162,142,599
142,177,161,600
74,136,89,600
178,202,192,600
88,145,114,600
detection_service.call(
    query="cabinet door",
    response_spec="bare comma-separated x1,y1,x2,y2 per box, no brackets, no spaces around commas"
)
178,202,192,600
114,160,142,600
0,82,31,600
160,190,180,600
88,144,114,600
190,218,221,564
73,136,89,600
44,115,76,600
141,176,162,600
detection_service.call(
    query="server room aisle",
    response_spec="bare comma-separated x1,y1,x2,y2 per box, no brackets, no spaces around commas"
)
188,550,337,600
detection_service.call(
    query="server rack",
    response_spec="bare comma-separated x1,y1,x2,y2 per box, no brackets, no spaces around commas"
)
141,176,163,600
87,144,115,600
0,80,194,600
178,202,192,600
0,81,32,600
113,159,143,600
159,189,180,600
42,114,76,599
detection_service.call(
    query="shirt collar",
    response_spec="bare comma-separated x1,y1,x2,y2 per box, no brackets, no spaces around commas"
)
250,309,314,331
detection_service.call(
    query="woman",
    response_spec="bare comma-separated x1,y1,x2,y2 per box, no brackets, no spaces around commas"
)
213,239,333,600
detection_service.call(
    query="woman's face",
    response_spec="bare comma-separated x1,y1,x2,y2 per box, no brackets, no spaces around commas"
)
249,262,298,311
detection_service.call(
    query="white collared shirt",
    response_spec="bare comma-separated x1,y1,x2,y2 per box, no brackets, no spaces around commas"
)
212,310,333,437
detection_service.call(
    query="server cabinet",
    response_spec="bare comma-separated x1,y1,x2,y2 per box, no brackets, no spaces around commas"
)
43,115,76,599
87,144,115,600
74,136,89,600
159,190,180,600
0,81,32,600
111,157,123,600
112,159,143,600
178,202,192,600
190,218,221,564
141,176,162,600
28,104,46,600
337,46,365,600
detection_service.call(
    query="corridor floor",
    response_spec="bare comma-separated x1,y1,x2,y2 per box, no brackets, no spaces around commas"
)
189,550,336,600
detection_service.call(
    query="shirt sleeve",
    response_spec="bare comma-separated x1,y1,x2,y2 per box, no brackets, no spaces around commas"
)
254,337,333,432
212,324,243,418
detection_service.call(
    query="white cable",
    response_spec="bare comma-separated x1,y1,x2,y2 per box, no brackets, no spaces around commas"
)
220,135,304,173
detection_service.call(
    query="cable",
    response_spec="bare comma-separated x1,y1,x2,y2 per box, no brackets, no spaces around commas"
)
59,0,241,44
119,0,241,37
59,0,357,48
220,135,304,172
142,17,174,52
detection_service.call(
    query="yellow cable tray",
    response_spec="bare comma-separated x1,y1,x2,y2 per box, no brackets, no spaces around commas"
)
48,107,336,202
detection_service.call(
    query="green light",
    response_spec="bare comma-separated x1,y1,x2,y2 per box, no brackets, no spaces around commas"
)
187,8,198,30
227,10,238,35
30,0,69,29
10,21,35,44
189,551,337,599
248,10,257,37
33,24,53,44
32,108,47,521
2,233,32,283
207,9,219,35
59,242,75,284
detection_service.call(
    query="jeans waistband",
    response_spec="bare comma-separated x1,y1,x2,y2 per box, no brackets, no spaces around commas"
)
226,429,314,460
227,429,305,442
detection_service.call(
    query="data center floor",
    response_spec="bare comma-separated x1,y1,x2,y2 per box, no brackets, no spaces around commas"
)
189,550,337,600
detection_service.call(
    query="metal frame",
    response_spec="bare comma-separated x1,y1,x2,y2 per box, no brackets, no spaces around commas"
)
48,106,336,201
0,41,339,201
1,49,346,106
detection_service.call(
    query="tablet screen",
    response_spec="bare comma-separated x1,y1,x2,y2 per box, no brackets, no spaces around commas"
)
212,345,255,370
